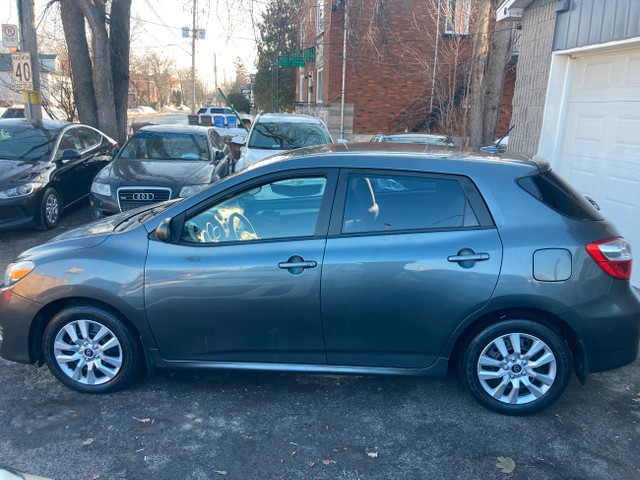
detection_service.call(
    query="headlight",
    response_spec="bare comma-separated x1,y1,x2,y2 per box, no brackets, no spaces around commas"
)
91,181,111,197
179,185,208,197
0,182,43,199
3,260,35,288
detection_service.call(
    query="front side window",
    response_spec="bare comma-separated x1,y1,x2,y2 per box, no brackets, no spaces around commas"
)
57,128,82,158
342,173,479,234
182,176,328,244
119,132,209,161
247,122,331,150
444,0,471,35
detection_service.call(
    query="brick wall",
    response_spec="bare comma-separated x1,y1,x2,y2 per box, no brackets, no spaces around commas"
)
296,0,516,140
506,2,556,157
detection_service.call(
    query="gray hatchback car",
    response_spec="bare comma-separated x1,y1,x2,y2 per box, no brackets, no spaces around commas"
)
1,143,638,415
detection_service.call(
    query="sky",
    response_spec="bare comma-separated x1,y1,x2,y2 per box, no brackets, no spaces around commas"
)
1,0,261,88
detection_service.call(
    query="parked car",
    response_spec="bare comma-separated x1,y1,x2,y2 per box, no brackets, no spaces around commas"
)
370,133,455,146
0,105,67,121
1,143,638,416
235,113,333,171
0,119,116,229
90,125,233,218
197,106,234,116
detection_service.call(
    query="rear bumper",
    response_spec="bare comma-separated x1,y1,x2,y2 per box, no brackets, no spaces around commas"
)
0,288,43,364
559,282,640,374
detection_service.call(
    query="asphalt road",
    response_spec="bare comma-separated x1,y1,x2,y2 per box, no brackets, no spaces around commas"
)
1,206,640,480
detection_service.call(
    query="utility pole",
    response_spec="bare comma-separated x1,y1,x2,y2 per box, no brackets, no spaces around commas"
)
190,0,197,114
214,52,218,104
17,0,42,120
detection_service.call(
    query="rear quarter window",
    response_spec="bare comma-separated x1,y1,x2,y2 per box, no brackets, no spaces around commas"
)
517,171,603,221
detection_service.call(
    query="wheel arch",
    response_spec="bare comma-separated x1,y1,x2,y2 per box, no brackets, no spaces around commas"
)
447,307,588,383
28,296,150,374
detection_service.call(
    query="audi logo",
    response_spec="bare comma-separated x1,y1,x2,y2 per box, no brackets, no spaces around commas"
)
131,193,154,201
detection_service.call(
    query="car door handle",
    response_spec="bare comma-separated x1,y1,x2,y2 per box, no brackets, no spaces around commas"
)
278,260,318,269
447,253,490,262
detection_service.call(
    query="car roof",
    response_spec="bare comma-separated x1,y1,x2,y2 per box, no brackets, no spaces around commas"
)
249,142,547,176
0,118,70,131
137,124,213,134
256,113,324,124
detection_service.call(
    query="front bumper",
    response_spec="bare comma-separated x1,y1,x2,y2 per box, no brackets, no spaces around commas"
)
0,193,41,229
559,281,640,374
0,287,43,364
89,192,119,218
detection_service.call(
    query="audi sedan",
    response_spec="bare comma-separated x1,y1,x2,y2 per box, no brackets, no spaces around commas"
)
90,125,233,217
1,143,638,415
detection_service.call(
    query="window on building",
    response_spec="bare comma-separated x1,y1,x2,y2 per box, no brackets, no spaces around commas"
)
317,0,325,35
444,0,471,35
300,73,305,103
316,69,323,103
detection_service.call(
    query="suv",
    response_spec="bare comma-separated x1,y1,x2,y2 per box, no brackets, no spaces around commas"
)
1,144,638,415
235,113,333,171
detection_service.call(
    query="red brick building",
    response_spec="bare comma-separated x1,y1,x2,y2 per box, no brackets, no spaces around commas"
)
294,0,515,141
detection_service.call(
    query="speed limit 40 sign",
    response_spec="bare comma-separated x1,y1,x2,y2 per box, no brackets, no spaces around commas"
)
11,52,33,91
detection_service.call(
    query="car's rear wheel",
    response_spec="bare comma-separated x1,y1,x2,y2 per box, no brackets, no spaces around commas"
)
43,306,141,393
37,187,61,229
460,319,571,415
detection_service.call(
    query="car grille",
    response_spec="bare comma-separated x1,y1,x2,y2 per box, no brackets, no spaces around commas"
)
117,187,171,212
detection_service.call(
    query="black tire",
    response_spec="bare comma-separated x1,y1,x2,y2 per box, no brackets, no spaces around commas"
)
460,319,571,416
43,306,141,393
37,187,62,230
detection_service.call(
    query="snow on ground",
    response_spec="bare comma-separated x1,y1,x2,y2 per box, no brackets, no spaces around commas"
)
127,106,159,115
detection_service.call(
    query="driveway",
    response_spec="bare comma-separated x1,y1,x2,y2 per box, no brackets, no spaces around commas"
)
0,205,639,479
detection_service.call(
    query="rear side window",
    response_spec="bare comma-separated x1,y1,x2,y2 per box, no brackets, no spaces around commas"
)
518,171,603,221
342,173,481,234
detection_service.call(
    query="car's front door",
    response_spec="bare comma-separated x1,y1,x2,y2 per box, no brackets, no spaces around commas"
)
52,127,87,204
321,170,503,368
144,170,337,364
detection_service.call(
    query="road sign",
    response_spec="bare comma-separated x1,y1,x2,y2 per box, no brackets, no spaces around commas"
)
11,52,33,91
2,24,18,48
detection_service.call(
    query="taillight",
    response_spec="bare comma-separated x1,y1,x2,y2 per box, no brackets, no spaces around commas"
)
586,238,632,280
112,142,118,148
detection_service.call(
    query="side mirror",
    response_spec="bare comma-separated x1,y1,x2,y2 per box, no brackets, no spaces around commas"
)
215,150,225,161
111,146,120,157
156,217,172,243
584,195,601,211
59,149,81,161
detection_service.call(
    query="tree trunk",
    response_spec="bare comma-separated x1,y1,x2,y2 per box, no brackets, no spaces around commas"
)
482,24,513,143
60,0,98,127
77,0,118,141
109,0,132,145
467,0,491,147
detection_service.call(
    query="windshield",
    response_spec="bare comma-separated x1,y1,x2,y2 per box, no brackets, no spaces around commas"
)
0,124,57,160
119,131,209,161
248,122,332,150
383,135,454,145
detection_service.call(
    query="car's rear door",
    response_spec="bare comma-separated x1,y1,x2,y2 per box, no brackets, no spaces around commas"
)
321,169,503,368
144,169,337,364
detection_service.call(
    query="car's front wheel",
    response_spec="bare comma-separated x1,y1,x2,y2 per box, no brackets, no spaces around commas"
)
37,187,61,229
43,306,141,393
460,319,571,415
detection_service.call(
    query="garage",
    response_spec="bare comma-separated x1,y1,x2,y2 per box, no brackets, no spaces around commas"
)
555,46,640,288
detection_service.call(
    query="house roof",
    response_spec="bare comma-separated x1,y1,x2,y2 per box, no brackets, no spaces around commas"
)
497,0,534,21
0,53,57,72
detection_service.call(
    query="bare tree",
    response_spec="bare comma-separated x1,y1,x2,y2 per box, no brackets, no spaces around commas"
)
59,0,132,144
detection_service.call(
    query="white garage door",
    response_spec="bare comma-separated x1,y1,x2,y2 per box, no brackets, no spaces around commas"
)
557,47,640,287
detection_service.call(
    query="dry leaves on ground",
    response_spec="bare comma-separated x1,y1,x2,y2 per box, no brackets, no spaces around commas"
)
82,438,94,446
306,461,315,467
322,460,337,465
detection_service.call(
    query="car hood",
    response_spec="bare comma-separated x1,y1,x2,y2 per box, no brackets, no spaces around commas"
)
243,148,286,167
0,158,49,187
109,158,216,187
